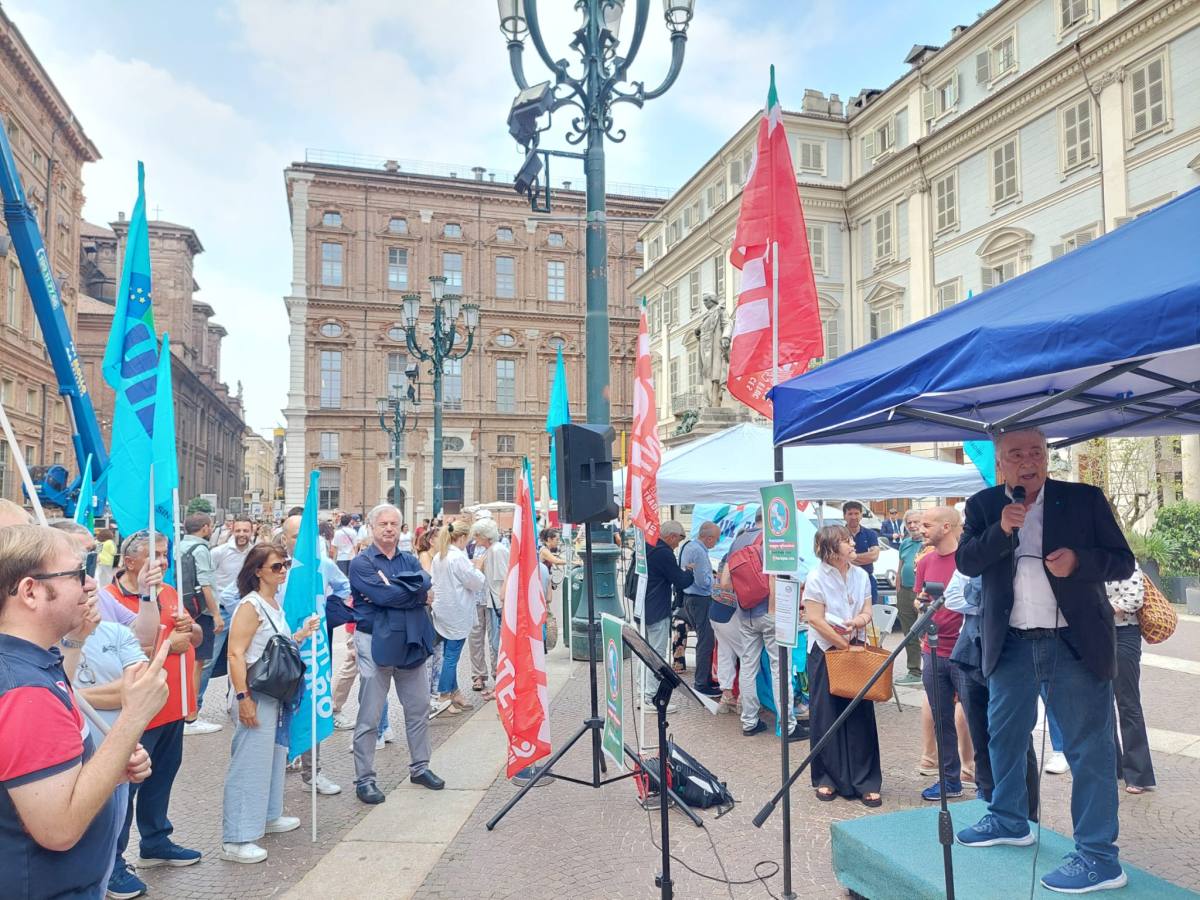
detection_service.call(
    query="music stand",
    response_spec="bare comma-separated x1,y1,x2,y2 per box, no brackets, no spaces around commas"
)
622,623,718,900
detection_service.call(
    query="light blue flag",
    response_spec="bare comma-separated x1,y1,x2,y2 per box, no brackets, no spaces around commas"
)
100,162,157,533
73,454,95,533
964,441,997,487
285,471,334,761
152,334,180,582
545,347,571,501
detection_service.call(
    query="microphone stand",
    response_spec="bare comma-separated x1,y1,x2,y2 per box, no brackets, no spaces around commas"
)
924,595,956,900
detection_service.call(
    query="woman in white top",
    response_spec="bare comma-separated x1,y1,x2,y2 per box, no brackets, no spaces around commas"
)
430,522,487,713
803,524,883,807
1106,565,1155,793
397,523,414,553
221,544,318,864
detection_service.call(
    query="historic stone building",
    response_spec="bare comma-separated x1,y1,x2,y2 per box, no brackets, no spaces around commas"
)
634,0,1200,522
283,155,661,518
75,218,246,511
0,8,98,502
243,430,277,518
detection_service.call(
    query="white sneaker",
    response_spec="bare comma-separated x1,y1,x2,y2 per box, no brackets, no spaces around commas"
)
429,697,452,720
265,816,301,834
332,713,355,731
183,720,222,736
1044,751,1069,775
304,773,342,796
220,842,267,864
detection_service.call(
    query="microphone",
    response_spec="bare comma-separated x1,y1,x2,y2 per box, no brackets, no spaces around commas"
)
1010,484,1026,544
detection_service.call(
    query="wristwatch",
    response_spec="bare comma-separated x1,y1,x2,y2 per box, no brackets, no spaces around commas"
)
60,636,85,649
236,691,250,702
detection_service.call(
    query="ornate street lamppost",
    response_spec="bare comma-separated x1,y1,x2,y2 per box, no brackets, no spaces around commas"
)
377,366,419,514
496,0,694,656
402,274,481,516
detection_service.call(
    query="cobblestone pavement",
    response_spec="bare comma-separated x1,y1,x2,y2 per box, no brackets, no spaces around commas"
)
133,635,492,899
410,618,1200,900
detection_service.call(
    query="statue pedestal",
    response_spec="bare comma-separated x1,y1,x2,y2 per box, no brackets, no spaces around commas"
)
663,405,749,448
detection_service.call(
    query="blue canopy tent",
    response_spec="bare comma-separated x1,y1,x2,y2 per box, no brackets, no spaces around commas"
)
771,186,1200,448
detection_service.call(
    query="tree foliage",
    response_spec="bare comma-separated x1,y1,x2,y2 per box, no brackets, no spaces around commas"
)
186,496,215,515
1148,501,1200,577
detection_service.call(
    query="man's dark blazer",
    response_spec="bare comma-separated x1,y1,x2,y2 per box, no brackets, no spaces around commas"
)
956,478,1134,681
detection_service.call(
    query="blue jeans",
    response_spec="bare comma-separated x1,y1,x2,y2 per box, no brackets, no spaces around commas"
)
987,629,1118,864
437,638,466,694
1040,684,1064,752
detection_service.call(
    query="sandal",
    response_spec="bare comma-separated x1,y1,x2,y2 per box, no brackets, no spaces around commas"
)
862,793,882,808
471,676,485,692
481,689,495,702
816,787,836,802
1125,785,1148,795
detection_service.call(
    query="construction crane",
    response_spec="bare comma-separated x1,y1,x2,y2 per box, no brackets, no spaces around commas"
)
0,121,108,517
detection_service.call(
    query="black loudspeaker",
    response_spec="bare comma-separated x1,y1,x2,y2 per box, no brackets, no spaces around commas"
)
554,423,619,524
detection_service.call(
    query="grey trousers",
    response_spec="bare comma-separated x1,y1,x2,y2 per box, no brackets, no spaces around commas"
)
222,693,287,843
468,604,500,681
352,630,431,787
738,612,796,733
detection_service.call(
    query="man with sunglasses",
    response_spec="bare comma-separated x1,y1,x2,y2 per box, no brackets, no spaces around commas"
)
0,524,172,900
101,531,204,895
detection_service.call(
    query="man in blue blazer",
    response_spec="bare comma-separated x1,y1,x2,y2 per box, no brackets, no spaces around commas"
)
954,428,1133,895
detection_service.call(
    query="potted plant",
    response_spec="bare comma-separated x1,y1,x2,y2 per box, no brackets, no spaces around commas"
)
1125,531,1167,585
1148,501,1200,603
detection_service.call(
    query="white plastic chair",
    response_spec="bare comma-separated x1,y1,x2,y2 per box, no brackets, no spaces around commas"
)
872,603,899,636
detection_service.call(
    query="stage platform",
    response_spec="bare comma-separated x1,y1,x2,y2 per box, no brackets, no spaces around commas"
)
831,799,1195,899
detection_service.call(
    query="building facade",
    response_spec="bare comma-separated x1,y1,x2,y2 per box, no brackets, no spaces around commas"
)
283,156,661,519
75,218,246,511
0,8,99,502
633,0,1200,520
243,430,276,518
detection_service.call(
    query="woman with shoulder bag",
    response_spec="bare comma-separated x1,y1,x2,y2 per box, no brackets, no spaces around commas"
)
803,524,883,807
221,544,318,864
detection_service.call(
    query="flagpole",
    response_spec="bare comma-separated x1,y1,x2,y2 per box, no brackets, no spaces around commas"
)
311,631,317,842
0,399,47,525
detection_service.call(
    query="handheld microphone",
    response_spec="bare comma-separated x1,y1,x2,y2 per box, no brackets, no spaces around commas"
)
1010,484,1026,544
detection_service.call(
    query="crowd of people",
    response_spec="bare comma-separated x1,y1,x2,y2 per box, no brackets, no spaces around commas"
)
0,424,1163,897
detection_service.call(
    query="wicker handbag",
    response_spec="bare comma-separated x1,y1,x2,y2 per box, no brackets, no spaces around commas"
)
1138,576,1178,645
825,637,894,703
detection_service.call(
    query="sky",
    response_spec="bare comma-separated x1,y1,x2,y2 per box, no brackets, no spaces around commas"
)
5,0,987,436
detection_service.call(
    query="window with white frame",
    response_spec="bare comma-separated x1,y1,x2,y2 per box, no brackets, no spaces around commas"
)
873,207,894,264
320,242,343,286
1061,96,1095,170
729,146,754,187
387,247,408,290
497,434,516,453
867,292,903,341
443,251,463,291
988,31,1017,82
978,227,1031,291
796,139,825,175
1127,54,1169,139
495,256,515,298
388,217,408,234
687,346,699,389
688,270,701,313
807,224,826,274
322,211,342,227
924,71,959,127
666,284,680,326
1051,226,1098,259
650,296,662,333
443,223,462,238
548,231,565,248
648,236,662,262
318,468,340,510
496,226,513,241
547,260,566,300
705,179,727,211
386,351,407,397
713,253,725,300
496,468,516,503
936,278,962,311
319,432,339,461
666,217,682,246
669,358,680,394
990,137,1020,206
934,170,958,233
443,359,462,410
496,359,516,413
821,313,840,360
634,240,644,253
1059,0,1089,32
319,350,342,408
981,259,1017,290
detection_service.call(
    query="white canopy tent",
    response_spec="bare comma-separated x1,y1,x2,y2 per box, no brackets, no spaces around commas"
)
614,423,987,505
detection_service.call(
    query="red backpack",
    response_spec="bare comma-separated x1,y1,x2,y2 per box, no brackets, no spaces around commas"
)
727,535,770,610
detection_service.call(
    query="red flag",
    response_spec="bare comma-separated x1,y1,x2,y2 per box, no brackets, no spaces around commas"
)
495,460,551,778
629,300,662,544
728,66,823,418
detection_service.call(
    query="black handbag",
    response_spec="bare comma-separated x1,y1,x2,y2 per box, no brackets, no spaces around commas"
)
246,601,306,703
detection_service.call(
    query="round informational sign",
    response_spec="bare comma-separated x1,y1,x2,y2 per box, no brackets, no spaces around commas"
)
767,496,790,537
606,637,621,700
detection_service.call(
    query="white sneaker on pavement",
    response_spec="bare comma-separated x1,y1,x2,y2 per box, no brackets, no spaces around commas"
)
265,816,301,834
1044,751,1069,775
220,842,267,864
429,697,452,720
304,773,342,795
332,713,355,731
183,720,222,736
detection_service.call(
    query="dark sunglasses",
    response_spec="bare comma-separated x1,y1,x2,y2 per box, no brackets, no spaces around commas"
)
30,565,88,587
268,559,293,574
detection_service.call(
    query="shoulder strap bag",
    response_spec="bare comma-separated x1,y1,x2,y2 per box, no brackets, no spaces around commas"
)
246,600,307,703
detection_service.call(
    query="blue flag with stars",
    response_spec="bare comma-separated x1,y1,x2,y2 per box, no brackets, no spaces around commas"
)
101,162,158,533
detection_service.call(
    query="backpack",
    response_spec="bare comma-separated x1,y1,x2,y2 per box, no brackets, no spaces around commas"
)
727,535,769,610
178,542,206,619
